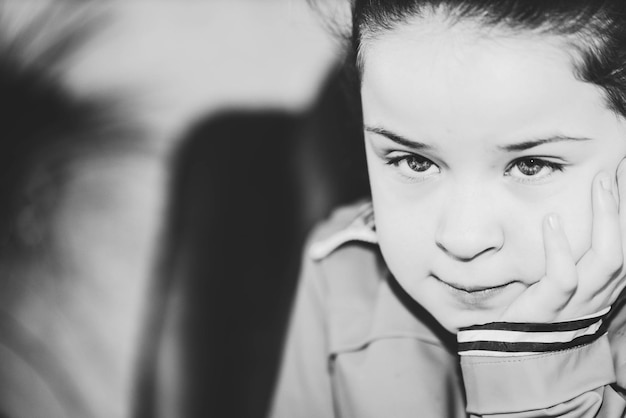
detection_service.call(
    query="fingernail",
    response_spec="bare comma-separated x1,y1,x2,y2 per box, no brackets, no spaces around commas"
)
548,214,560,230
600,174,611,191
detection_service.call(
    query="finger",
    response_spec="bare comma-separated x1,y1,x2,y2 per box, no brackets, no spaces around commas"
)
573,173,624,312
591,172,621,260
614,159,626,280
541,213,578,299
578,173,623,292
611,278,626,303
503,214,577,322
617,157,626,209
618,158,626,238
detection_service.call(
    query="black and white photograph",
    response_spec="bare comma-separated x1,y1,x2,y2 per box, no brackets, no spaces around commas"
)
1,1,626,417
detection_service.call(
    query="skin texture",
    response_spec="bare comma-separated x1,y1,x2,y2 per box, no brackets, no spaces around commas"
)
361,18,626,333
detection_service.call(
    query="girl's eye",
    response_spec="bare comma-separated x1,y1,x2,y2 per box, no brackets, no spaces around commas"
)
386,154,440,178
505,157,564,182
405,156,434,172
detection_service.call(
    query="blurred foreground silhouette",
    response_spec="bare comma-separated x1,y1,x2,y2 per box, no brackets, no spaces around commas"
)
0,1,364,417
146,65,368,417
0,2,155,418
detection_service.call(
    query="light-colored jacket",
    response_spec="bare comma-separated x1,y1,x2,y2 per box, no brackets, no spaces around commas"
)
270,202,626,418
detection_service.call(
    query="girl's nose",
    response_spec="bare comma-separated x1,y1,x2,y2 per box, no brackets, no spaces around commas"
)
434,187,504,262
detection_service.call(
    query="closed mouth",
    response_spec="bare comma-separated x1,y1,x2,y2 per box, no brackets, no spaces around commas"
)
432,274,515,295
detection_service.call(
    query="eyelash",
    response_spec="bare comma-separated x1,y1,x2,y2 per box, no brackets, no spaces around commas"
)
385,153,567,183
504,157,566,183
385,153,440,181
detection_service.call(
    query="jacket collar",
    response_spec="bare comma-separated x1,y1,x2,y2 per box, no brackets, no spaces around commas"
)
309,201,377,261
312,201,454,354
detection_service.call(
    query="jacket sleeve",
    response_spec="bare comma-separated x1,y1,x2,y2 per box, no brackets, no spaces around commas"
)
268,246,335,418
458,310,626,417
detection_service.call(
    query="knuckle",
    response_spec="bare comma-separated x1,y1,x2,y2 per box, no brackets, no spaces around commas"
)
555,273,578,293
605,251,624,274
594,248,623,276
559,279,578,294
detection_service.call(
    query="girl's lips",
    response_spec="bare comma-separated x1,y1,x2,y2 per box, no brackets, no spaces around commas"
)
431,274,518,306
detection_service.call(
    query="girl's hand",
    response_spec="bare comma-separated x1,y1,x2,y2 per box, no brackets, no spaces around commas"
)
500,161,626,323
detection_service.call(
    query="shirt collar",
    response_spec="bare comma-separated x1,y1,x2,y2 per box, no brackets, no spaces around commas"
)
309,201,377,261
313,201,454,354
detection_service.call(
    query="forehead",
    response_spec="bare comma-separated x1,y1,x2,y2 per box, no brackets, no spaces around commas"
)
360,17,613,145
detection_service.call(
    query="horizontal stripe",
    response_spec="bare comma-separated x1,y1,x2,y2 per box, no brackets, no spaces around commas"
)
459,350,537,357
459,316,598,332
457,320,601,344
458,307,610,333
458,331,605,355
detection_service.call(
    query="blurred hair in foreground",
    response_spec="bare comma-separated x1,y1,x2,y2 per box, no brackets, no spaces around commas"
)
155,62,368,416
0,0,359,416
0,1,153,417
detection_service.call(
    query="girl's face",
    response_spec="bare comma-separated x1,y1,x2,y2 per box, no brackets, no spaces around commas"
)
361,20,626,333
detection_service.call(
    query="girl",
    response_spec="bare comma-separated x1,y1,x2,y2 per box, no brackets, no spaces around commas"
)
271,1,626,417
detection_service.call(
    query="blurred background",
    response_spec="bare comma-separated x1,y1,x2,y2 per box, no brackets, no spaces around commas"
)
0,1,368,417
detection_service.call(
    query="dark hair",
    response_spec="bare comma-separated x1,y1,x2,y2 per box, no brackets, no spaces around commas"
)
0,3,142,256
350,0,626,116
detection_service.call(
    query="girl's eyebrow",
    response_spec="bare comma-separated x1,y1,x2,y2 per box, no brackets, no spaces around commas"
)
499,135,593,152
365,126,593,152
364,126,434,150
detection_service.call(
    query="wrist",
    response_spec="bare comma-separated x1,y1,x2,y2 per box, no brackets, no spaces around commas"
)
457,307,615,415
457,307,611,357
